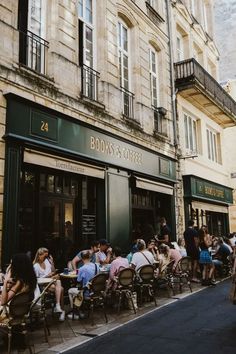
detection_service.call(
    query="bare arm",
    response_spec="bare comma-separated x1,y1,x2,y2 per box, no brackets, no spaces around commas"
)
1,276,22,305
71,255,80,270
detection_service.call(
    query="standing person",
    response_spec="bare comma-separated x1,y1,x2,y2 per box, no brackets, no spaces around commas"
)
0,253,37,307
33,247,65,321
183,220,200,283
198,228,215,286
157,217,171,244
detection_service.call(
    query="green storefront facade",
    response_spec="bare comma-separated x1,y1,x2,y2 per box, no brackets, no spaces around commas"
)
183,175,233,236
2,94,176,267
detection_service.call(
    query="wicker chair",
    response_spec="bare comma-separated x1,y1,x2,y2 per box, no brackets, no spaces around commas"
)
0,292,33,354
175,256,193,293
114,268,137,314
136,265,157,306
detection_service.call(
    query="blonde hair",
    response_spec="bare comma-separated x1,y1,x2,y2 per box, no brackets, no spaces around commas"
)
33,247,49,264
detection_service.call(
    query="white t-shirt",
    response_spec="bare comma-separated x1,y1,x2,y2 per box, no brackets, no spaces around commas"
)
34,258,52,278
131,250,155,271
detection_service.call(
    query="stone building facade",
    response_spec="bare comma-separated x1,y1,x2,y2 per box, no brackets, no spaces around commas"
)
214,0,236,232
0,0,177,265
172,0,236,237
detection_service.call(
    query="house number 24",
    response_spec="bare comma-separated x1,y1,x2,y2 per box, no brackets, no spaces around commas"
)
41,120,49,132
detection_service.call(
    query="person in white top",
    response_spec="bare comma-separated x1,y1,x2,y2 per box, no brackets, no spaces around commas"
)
33,247,65,321
131,239,155,271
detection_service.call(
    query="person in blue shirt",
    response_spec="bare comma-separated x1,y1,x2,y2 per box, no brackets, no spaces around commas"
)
67,251,99,320
69,240,100,270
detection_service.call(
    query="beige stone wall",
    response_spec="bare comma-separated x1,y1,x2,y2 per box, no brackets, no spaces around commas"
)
0,0,175,261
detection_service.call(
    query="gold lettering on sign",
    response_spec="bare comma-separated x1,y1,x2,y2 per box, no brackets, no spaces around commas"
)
41,121,49,132
204,186,224,198
90,136,142,165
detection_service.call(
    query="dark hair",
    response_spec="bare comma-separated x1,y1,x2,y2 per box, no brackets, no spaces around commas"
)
90,240,100,248
11,253,37,294
99,239,108,246
188,220,194,227
198,228,206,241
81,251,90,260
113,247,122,257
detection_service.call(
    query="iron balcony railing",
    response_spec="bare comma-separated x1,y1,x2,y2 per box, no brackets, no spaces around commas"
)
19,30,49,75
121,87,134,119
81,64,100,101
174,58,236,116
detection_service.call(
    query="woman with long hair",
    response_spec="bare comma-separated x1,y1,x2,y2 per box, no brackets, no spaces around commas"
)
33,247,65,321
198,228,216,286
0,253,37,306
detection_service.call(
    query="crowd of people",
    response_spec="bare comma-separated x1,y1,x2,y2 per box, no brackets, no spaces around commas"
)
0,217,236,330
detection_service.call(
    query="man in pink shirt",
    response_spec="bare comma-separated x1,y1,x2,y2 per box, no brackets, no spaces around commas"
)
108,247,129,289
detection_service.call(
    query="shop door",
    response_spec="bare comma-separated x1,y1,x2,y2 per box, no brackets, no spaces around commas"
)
39,198,74,270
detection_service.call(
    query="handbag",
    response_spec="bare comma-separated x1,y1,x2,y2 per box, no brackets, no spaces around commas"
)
73,290,84,308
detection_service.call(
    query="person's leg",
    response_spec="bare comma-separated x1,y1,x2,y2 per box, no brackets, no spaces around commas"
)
68,288,79,309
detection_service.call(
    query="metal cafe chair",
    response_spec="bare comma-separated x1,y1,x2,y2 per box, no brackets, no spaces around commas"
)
82,273,109,325
136,264,157,306
175,256,193,293
29,279,56,342
114,267,137,314
0,292,33,354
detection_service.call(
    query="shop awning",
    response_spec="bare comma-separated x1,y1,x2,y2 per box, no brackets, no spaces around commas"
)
24,149,105,179
191,201,228,213
135,177,174,195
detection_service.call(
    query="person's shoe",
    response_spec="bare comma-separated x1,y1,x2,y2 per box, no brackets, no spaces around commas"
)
59,311,65,321
54,304,63,313
209,279,217,286
67,313,79,320
78,310,87,319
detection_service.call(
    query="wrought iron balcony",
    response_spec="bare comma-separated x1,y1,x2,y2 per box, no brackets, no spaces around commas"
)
81,64,100,101
174,58,236,124
19,30,49,75
121,87,134,119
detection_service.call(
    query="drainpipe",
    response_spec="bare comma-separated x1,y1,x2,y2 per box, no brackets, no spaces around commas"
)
166,0,181,240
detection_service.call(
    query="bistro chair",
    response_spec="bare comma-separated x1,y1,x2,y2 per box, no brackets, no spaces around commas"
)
0,292,33,354
29,279,56,342
158,260,176,296
175,256,192,293
82,273,109,325
136,265,157,306
114,267,137,314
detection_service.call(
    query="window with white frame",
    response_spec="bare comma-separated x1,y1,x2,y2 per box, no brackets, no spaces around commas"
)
206,128,220,163
202,1,208,32
78,0,94,68
184,114,197,153
176,33,184,61
118,21,129,90
149,47,159,108
118,20,134,118
18,0,47,74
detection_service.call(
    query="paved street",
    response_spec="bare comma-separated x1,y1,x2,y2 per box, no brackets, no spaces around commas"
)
65,279,235,354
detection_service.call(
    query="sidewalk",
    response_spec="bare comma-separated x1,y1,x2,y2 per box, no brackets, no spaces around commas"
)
1,280,218,353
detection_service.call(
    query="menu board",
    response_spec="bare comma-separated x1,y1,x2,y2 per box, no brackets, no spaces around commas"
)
82,215,96,235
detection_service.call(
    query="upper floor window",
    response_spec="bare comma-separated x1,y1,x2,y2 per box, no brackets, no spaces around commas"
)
176,33,184,61
184,114,197,153
202,1,208,33
149,47,159,108
18,0,48,74
78,0,94,68
206,128,221,163
118,21,129,90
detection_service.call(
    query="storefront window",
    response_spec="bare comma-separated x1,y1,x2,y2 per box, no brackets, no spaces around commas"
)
47,175,54,192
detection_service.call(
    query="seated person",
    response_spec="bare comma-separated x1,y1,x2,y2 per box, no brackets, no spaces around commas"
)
131,239,155,271
107,247,129,289
213,237,233,273
126,243,138,264
147,239,159,261
96,239,113,265
69,240,100,270
169,244,182,270
33,248,65,321
67,251,100,319
0,253,37,309
177,238,187,257
158,244,171,275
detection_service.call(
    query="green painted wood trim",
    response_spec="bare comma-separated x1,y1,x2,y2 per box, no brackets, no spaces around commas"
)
2,143,22,266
